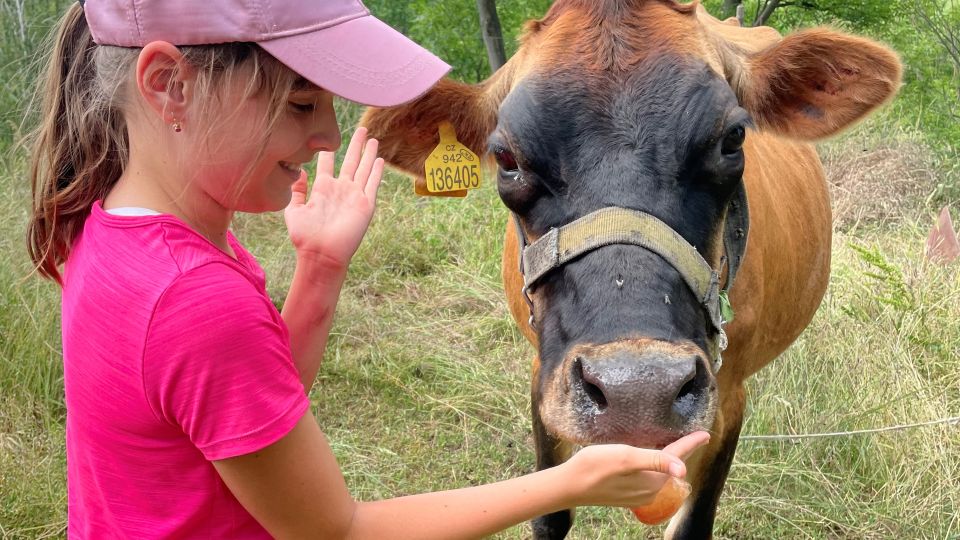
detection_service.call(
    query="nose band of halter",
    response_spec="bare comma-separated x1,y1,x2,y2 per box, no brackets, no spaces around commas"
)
522,206,725,326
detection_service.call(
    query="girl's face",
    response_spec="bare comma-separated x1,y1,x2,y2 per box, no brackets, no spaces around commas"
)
185,74,341,213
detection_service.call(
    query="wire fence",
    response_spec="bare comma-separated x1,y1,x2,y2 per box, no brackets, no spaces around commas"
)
740,415,960,442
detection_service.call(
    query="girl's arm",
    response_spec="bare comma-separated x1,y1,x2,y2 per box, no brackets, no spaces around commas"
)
280,254,349,389
281,128,383,389
213,414,710,540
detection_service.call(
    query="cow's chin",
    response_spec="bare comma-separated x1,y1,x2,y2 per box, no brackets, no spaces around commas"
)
537,379,718,450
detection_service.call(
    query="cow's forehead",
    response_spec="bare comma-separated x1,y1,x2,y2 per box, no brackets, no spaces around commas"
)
491,0,745,181
498,57,735,154
518,0,721,77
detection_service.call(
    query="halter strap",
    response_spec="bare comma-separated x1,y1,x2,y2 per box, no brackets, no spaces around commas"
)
513,182,750,370
522,207,724,331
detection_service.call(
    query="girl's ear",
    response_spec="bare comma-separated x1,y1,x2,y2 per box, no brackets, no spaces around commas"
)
136,41,194,128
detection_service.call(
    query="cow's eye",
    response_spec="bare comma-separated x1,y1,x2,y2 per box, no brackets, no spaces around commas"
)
720,125,746,155
494,147,519,172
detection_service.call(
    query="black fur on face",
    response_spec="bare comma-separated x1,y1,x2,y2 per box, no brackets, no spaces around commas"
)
491,54,750,383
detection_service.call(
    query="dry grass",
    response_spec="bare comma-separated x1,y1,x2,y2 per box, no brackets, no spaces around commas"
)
821,135,940,231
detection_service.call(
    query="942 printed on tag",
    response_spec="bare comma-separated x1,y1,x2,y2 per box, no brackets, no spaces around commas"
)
424,122,481,193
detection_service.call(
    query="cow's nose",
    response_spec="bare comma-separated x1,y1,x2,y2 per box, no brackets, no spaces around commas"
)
572,349,708,427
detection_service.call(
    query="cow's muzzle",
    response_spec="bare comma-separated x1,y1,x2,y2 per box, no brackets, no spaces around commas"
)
554,339,717,448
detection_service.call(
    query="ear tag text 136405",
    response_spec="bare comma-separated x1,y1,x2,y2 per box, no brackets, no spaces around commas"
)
423,122,481,194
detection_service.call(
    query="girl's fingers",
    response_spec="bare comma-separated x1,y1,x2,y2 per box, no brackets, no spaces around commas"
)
634,449,685,478
354,138,379,192
288,169,309,207
315,151,335,181
365,158,385,202
662,431,711,461
338,127,368,182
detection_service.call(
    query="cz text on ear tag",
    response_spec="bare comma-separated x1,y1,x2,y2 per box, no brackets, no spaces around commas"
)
423,122,482,194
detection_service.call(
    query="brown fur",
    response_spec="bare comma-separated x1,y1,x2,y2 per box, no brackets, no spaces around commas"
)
360,48,531,197
360,79,491,197
362,2,900,537
742,29,902,139
529,0,700,72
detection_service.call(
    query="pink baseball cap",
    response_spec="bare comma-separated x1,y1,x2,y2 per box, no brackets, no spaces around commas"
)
80,0,451,107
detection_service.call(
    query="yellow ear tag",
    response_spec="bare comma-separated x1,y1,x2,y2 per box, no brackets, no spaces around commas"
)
423,122,482,194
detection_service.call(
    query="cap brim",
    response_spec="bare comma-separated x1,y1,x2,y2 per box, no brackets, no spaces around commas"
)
258,15,451,108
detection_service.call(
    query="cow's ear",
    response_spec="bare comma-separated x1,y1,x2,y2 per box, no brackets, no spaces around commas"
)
360,78,498,197
735,28,902,140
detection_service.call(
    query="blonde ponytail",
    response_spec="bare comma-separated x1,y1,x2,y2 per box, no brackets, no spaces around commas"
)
26,4,132,284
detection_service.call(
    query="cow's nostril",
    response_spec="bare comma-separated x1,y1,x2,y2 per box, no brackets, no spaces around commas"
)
675,372,697,401
583,379,608,410
575,357,609,410
673,356,706,419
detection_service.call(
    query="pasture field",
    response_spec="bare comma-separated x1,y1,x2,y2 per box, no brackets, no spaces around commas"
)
2,1,959,539
3,104,959,539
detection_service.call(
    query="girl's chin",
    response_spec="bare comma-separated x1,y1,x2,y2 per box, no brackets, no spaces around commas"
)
259,196,292,213
231,191,292,214
273,191,294,211
268,188,295,212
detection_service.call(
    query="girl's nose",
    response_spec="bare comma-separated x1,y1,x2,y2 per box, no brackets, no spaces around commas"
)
308,101,342,153
308,124,341,153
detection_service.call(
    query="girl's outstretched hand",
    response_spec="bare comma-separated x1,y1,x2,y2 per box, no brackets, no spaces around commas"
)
561,431,710,509
284,127,385,267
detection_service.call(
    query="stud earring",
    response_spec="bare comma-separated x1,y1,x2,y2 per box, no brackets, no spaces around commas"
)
172,119,182,133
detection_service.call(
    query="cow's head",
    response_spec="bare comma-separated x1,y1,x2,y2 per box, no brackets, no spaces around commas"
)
362,0,900,448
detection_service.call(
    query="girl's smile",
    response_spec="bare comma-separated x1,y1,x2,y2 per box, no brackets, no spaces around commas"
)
279,161,303,179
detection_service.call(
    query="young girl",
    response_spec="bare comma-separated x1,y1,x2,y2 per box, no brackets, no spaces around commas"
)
27,1,710,538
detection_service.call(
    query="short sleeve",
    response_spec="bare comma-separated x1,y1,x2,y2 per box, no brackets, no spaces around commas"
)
143,263,309,461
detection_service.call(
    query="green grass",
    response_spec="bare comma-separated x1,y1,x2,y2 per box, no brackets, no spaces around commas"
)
2,1,960,539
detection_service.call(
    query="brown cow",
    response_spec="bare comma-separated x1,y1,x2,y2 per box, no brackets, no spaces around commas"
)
361,1,901,538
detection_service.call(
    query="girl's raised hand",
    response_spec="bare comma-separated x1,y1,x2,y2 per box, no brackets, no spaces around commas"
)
284,127,385,267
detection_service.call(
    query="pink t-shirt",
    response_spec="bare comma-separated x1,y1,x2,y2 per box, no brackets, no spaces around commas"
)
61,201,309,539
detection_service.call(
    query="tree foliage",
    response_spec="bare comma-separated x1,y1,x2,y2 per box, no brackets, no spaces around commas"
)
703,0,901,29
913,0,960,98
365,0,551,82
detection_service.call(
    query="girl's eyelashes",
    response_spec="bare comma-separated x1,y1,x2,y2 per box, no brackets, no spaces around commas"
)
288,101,316,114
